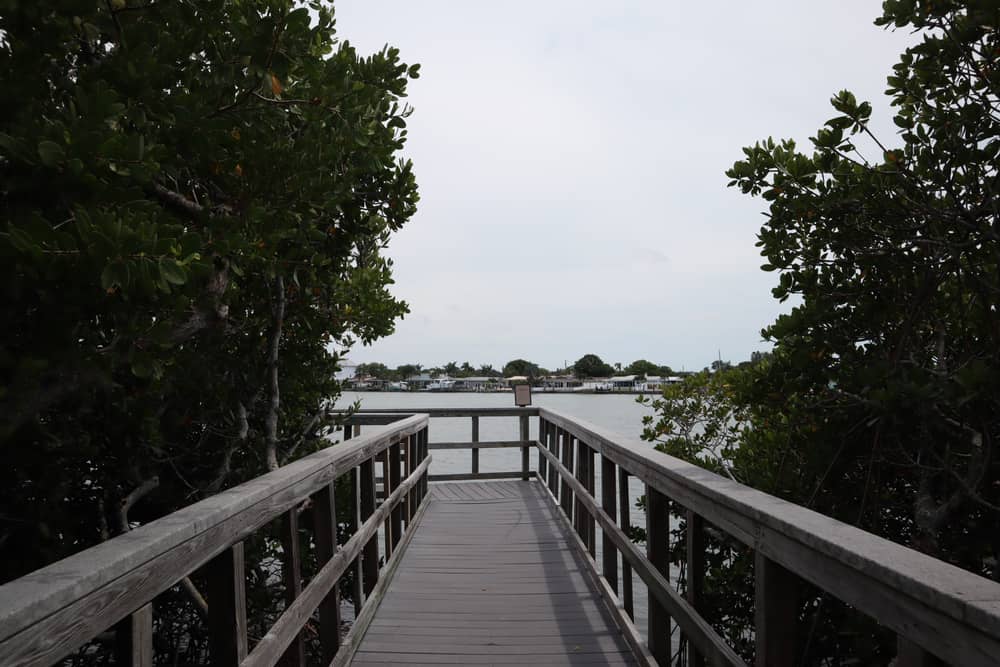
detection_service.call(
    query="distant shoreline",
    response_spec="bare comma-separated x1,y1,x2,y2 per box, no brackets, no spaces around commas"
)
345,388,658,395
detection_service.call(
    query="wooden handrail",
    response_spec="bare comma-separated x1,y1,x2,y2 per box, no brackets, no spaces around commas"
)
0,414,430,667
538,407,1000,666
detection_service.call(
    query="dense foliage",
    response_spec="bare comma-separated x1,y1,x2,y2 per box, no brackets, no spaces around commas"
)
643,1,1000,663
0,0,418,661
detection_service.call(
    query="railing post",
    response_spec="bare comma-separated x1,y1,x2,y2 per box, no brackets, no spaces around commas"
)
114,604,153,666
754,551,799,667
313,481,341,664
619,468,634,619
278,509,306,667
646,486,670,665
686,509,705,667
520,414,530,481
360,457,379,596
207,542,248,666
601,455,618,593
471,415,480,475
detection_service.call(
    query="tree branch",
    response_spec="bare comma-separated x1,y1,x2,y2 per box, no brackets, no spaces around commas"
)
264,276,285,472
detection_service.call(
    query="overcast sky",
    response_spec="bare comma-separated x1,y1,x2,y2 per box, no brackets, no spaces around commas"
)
335,1,915,372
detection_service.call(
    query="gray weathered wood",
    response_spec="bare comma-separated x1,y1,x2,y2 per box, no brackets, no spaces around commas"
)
352,407,540,418
334,489,433,667
646,485,670,665
428,471,537,482
352,481,638,666
114,604,152,667
428,440,531,450
351,466,364,619
619,467,634,621
389,442,403,551
686,509,705,667
538,419,548,485
754,550,799,667
601,455,618,594
520,414,531,481
278,509,305,667
360,457,379,597
207,542,247,666
242,456,430,667
471,415,480,474
313,482,341,664
537,443,745,666
539,407,1000,667
0,415,427,667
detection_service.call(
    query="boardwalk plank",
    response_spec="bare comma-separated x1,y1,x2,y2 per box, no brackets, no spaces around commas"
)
350,480,637,666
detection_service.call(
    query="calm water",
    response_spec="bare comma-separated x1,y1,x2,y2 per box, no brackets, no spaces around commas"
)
335,391,655,476
334,391,663,640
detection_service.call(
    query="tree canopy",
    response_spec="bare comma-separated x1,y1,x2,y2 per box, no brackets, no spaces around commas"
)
573,353,614,378
0,0,418,629
642,2,1000,663
502,358,541,378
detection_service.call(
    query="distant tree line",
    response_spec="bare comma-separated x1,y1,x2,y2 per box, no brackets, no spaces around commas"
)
353,354,686,381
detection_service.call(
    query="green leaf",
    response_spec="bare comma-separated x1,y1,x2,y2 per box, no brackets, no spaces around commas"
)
37,140,65,167
158,257,187,285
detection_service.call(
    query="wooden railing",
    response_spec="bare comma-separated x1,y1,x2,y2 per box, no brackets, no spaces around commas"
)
5,404,1000,667
536,406,1000,667
348,407,538,482
0,414,431,667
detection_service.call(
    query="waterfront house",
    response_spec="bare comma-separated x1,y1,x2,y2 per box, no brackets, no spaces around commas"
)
539,375,583,390
609,375,640,391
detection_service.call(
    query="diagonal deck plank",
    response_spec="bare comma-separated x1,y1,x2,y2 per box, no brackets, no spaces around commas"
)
350,481,637,666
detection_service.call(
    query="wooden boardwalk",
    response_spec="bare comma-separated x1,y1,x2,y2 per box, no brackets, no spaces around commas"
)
350,480,637,666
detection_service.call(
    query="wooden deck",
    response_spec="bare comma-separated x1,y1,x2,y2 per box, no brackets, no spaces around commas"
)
350,480,637,666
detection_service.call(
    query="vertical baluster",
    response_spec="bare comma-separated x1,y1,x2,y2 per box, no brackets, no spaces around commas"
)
573,440,590,549
351,467,363,619
380,448,392,556
406,433,417,523
601,455,618,593
646,486,670,665
520,414,530,481
471,415,480,475
754,551,799,667
278,509,305,666
562,431,575,518
360,457,379,596
551,426,561,497
114,603,153,666
686,510,705,667
538,418,548,486
584,444,596,557
314,482,341,664
389,441,403,550
420,427,429,500
208,542,248,666
619,468,633,619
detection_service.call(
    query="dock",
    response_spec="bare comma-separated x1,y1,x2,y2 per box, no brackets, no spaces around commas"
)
2,407,999,667
353,481,636,666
